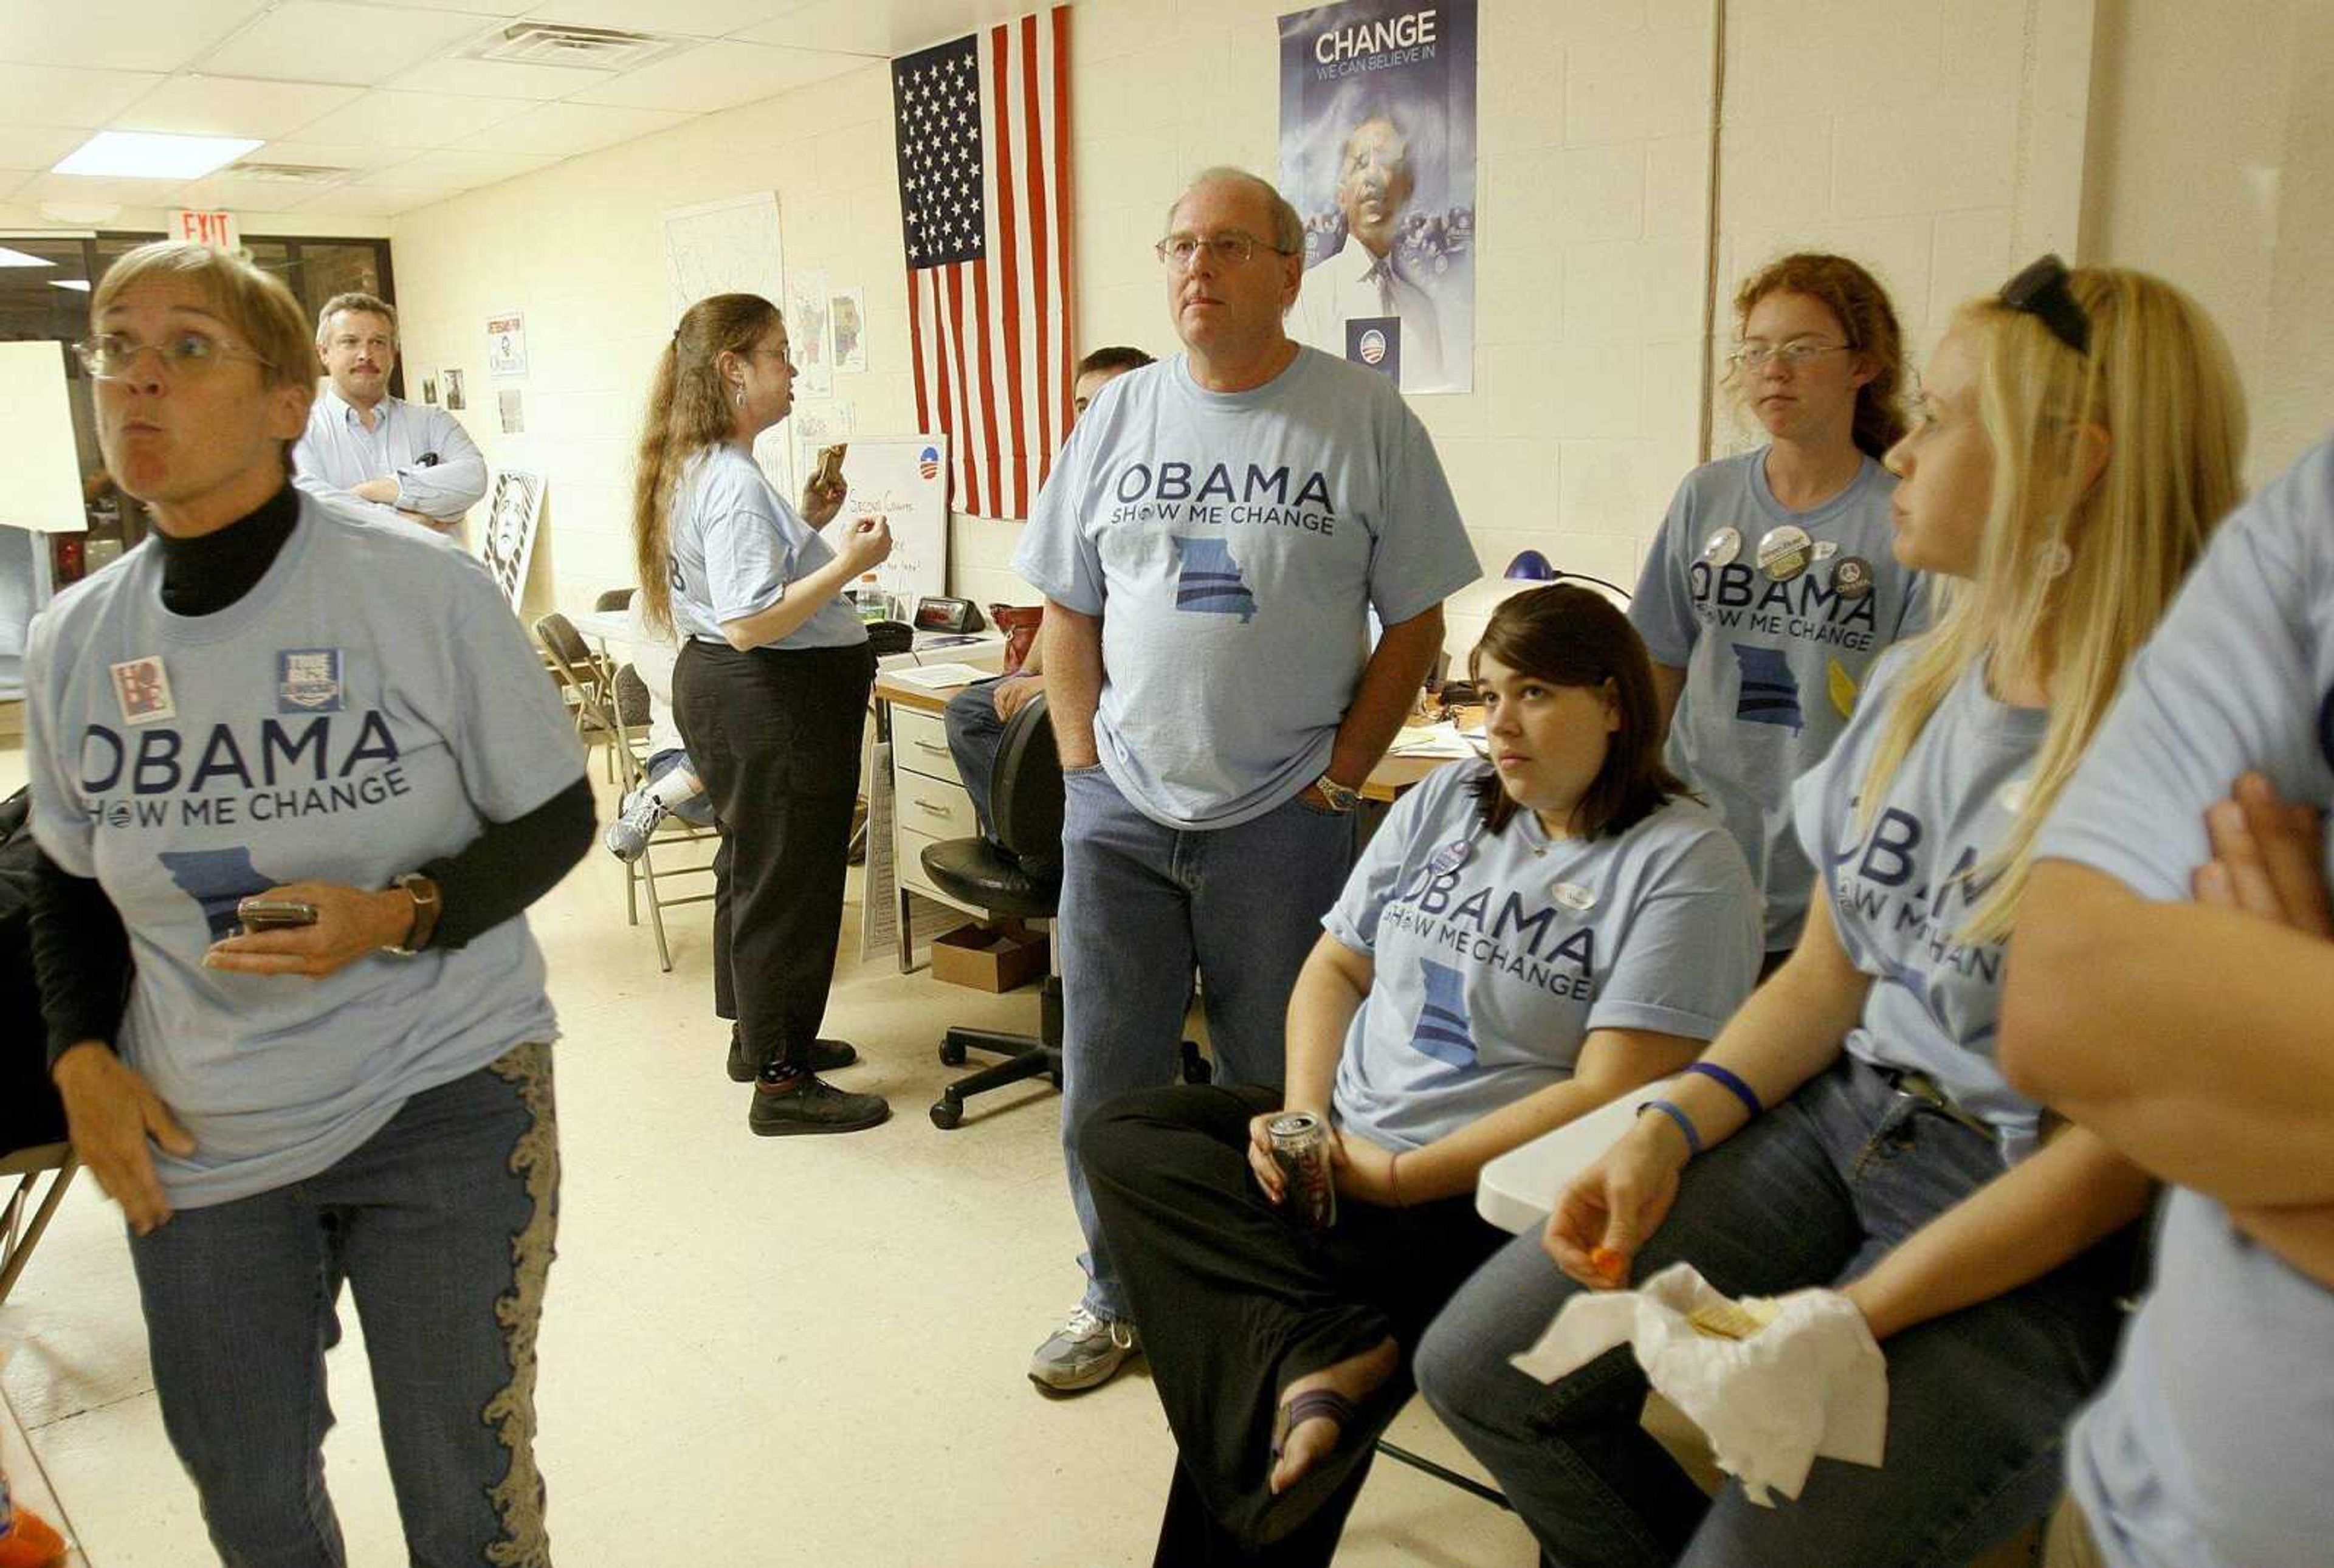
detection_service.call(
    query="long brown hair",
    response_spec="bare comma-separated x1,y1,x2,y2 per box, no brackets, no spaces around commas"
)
1467,585,1689,841
632,292,780,634
1732,253,1909,460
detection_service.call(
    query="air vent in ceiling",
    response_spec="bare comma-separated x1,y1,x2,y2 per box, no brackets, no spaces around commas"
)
225,162,356,185
465,22,692,71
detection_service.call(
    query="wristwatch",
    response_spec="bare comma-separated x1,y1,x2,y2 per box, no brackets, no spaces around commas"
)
1312,774,1361,814
385,872,443,957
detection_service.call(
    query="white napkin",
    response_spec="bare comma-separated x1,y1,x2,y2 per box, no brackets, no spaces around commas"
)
1509,1262,1888,1506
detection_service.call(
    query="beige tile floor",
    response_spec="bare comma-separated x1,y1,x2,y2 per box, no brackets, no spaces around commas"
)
0,751,1537,1567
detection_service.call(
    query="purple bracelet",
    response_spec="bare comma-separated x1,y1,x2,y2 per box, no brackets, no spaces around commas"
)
1683,1061,1763,1119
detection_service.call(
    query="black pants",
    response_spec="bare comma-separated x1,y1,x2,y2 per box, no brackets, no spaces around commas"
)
1081,1082,1507,1567
673,637,875,1073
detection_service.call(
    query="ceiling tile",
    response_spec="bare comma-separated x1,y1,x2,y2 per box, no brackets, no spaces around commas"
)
249,137,415,173
0,64,165,130
16,171,197,208
111,75,363,140
735,0,1011,55
386,56,614,100
0,126,87,172
455,98,689,157
175,173,353,208
520,0,799,38
293,181,457,216
288,89,537,148
393,0,534,12
0,0,267,75
198,3,500,87
568,40,861,113
354,146,557,187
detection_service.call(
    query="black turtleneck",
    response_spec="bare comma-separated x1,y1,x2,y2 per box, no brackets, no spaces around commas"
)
30,487,596,1070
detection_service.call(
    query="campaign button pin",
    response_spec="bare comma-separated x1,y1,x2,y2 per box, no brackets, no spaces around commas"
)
1428,841,1470,878
1757,524,1813,582
1552,882,1598,912
1830,555,1875,600
1701,526,1743,568
110,655,175,726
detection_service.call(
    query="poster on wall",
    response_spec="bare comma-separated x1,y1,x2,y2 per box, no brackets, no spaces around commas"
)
498,387,525,435
486,310,528,379
830,287,867,373
664,192,794,497
443,368,466,410
1278,0,1476,395
481,470,545,610
787,267,833,399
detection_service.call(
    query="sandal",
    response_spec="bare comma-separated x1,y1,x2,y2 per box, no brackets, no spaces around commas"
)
1269,1385,1360,1464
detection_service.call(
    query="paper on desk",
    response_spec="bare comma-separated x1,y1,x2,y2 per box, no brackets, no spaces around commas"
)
1387,722,1482,758
889,662,991,690
1510,1263,1887,1506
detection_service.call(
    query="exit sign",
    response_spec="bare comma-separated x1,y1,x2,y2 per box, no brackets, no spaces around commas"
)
169,209,240,251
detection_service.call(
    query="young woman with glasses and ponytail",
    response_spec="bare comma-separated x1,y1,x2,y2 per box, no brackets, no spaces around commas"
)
1630,254,1928,974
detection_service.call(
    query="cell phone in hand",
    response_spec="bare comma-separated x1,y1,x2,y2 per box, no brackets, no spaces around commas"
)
237,898,319,934
814,443,848,490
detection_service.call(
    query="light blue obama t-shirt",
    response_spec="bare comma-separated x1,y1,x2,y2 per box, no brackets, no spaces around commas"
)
1633,450,1924,951
1793,644,2049,1159
2034,439,2334,1568
24,498,585,1209
667,444,867,650
1013,349,1481,830
1323,762,1760,1152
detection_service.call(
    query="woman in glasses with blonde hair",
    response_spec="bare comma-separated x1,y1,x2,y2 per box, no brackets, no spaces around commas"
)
24,240,589,1564
1630,253,1927,973
1417,258,2247,1567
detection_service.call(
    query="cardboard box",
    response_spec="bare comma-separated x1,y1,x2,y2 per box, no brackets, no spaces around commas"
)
930,922,1048,992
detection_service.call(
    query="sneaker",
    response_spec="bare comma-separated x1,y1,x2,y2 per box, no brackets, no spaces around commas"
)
1028,1304,1140,1393
727,1029,860,1082
748,1069,890,1136
604,787,668,862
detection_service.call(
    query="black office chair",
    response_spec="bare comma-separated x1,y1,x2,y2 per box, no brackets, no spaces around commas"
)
921,693,1066,1129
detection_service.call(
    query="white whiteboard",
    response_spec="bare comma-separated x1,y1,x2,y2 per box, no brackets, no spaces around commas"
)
661,191,794,498
0,341,91,534
818,436,950,603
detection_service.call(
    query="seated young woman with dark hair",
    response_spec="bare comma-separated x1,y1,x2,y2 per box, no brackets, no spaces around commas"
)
1077,583,1764,1567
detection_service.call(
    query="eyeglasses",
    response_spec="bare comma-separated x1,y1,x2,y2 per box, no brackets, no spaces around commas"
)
1998,253,2090,356
75,331,274,382
1154,230,1296,270
1728,340,1851,371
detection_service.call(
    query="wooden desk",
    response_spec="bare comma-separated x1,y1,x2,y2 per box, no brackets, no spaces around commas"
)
870,670,1459,970
2,1382,90,1565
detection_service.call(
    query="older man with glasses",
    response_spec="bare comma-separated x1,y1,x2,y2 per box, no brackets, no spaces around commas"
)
1011,166,1480,1394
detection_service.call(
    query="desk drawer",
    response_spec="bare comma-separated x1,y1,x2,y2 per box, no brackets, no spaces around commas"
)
892,707,960,783
896,768,977,842
897,824,982,913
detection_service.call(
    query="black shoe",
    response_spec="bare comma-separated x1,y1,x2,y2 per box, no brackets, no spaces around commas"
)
728,1030,860,1082
749,1070,890,1136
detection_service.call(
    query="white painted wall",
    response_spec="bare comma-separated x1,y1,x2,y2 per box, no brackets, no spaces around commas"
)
2082,0,2334,484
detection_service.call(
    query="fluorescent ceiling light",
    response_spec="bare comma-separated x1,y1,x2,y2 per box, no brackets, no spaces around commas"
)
0,246,55,268
53,131,263,181
50,280,92,291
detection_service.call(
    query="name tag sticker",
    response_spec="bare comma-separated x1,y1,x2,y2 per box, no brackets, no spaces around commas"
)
1552,881,1597,912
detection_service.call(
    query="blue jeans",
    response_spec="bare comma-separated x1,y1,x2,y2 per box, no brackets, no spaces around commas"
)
1414,1056,2136,1568
1056,767,1357,1321
129,1042,560,1568
943,679,1008,841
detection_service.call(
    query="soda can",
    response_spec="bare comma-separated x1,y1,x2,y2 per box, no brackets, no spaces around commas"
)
1269,1111,1338,1231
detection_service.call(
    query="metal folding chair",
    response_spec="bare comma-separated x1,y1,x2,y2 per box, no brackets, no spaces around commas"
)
603,664,718,972
0,1143,77,1308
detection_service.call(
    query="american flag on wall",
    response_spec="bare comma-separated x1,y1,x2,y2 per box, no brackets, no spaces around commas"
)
891,5,1072,521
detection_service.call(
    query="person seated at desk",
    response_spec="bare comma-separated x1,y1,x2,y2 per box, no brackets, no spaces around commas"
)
1077,584,1761,1566
942,346,1154,855
293,291,486,538
604,588,716,861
